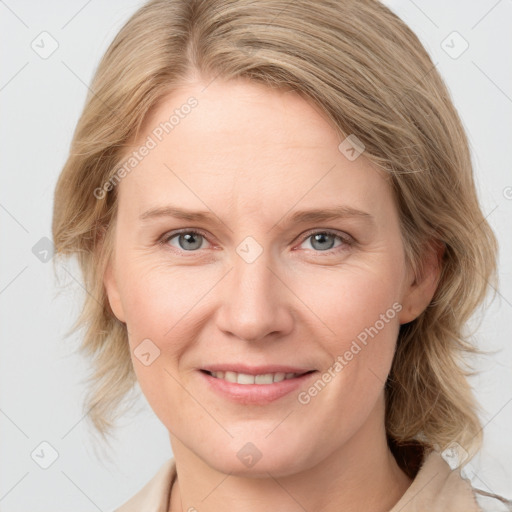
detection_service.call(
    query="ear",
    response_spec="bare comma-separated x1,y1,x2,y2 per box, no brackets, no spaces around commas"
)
103,258,126,323
99,224,126,323
399,239,445,325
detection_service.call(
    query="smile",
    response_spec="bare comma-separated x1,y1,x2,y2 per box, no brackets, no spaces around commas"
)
199,369,318,404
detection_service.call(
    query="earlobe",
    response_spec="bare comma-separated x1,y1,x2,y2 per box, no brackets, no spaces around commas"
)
399,239,445,325
103,260,126,323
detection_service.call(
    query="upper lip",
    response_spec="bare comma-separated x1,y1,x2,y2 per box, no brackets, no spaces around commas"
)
201,364,315,375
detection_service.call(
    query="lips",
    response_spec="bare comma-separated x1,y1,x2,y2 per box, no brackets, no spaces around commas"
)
198,365,318,404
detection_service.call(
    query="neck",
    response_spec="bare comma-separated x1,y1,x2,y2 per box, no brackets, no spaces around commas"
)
168,398,412,512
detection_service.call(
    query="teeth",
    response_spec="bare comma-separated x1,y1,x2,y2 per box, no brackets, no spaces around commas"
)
238,373,256,385
210,371,301,384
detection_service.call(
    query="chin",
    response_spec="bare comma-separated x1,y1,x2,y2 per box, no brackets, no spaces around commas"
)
200,438,315,478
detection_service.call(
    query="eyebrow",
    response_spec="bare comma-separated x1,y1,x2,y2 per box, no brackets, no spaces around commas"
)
139,205,375,226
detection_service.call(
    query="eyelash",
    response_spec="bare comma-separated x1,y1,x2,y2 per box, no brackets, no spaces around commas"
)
159,228,355,255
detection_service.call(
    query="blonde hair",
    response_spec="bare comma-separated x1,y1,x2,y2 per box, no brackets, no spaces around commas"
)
52,0,498,475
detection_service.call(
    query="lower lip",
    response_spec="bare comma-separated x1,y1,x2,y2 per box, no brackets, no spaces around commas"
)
199,370,317,405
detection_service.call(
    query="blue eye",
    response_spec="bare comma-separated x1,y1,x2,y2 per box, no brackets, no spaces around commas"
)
163,230,210,251
299,231,351,252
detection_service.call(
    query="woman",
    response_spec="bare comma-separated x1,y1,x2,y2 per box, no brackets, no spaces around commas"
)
52,0,511,510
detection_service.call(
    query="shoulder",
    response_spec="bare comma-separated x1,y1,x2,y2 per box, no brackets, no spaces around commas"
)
390,449,512,512
112,458,177,512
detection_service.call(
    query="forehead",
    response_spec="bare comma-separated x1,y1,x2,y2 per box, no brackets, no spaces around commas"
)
117,78,392,219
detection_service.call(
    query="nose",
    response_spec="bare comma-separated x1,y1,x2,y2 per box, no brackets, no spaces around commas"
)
215,249,294,342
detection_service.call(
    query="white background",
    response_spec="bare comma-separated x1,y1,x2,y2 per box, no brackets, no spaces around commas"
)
0,0,511,510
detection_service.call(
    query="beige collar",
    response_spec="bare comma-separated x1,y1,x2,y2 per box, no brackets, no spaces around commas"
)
115,450,481,512
389,449,481,511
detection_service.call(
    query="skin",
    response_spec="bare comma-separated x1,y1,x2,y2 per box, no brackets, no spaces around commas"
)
104,77,442,512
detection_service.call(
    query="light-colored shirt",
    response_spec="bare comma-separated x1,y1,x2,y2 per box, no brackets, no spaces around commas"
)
113,449,511,512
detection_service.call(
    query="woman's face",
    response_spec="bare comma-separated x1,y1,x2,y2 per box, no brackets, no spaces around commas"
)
104,78,437,476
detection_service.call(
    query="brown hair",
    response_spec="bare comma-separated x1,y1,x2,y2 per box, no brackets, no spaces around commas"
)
52,0,498,475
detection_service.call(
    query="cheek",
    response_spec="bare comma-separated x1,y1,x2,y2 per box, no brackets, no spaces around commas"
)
116,259,210,418
288,263,403,436
118,256,212,343
290,256,404,388
296,258,403,335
